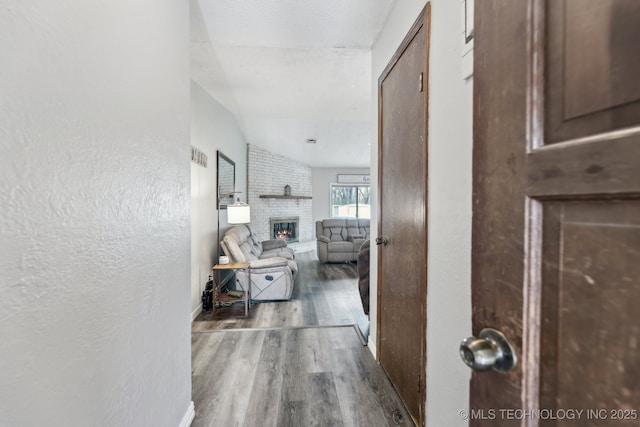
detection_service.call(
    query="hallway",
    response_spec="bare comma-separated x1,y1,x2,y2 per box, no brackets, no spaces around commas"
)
191,252,412,426
2,1,475,425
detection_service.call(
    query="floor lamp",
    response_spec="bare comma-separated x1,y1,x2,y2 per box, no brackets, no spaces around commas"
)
227,196,251,225
217,192,251,262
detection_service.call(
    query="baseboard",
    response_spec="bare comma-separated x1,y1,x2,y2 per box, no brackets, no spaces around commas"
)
191,304,202,322
178,401,195,427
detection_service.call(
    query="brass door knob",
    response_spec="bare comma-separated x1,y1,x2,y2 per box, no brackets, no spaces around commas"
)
375,236,389,246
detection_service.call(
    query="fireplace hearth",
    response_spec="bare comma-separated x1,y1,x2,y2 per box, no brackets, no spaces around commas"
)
270,216,299,243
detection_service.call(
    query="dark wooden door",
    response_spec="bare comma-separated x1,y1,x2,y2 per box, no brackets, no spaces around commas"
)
377,5,430,426
471,1,640,425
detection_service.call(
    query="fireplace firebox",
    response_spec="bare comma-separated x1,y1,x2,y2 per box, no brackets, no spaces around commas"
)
270,216,299,243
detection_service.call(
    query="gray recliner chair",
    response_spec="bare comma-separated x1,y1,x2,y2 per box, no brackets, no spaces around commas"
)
221,225,298,301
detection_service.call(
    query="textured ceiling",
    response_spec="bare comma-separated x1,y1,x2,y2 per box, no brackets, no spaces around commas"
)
191,0,396,167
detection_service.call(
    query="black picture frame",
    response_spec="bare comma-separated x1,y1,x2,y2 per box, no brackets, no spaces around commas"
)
216,151,235,209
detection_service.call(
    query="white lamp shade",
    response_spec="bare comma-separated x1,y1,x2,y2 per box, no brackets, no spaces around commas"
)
227,203,251,224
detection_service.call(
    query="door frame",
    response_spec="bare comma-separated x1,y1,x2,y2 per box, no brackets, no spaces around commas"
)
376,4,430,425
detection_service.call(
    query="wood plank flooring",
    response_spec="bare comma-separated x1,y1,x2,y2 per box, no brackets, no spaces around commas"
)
191,251,412,426
192,251,368,330
191,326,412,426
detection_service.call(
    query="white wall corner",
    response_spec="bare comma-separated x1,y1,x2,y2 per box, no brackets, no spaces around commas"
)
367,337,377,359
460,0,474,80
179,401,195,427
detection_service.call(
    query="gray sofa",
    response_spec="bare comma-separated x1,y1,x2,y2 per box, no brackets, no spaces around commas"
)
221,225,298,301
315,219,370,263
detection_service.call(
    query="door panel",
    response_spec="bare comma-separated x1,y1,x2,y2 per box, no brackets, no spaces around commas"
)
546,0,640,142
472,1,640,426
540,202,640,426
377,5,430,426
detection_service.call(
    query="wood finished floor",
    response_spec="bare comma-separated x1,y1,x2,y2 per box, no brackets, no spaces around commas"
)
191,251,413,426
192,251,368,330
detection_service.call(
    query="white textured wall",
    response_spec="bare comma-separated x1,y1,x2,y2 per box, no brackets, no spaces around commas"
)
371,1,473,425
247,144,313,243
0,1,192,426
311,167,371,223
190,81,247,318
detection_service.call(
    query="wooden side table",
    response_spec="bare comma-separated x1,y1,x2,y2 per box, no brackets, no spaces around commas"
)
211,262,251,317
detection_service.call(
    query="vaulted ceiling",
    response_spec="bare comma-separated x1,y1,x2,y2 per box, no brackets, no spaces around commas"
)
191,0,396,167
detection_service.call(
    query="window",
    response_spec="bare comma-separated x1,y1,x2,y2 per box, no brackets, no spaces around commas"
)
330,185,370,219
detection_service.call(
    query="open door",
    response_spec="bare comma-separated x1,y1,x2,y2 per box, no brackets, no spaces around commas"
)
378,4,430,426
466,0,640,425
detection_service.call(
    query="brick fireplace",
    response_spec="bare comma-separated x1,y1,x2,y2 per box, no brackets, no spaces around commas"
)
247,144,313,245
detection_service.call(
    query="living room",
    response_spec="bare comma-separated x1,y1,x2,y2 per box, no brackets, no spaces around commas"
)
189,93,371,322
189,0,376,322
